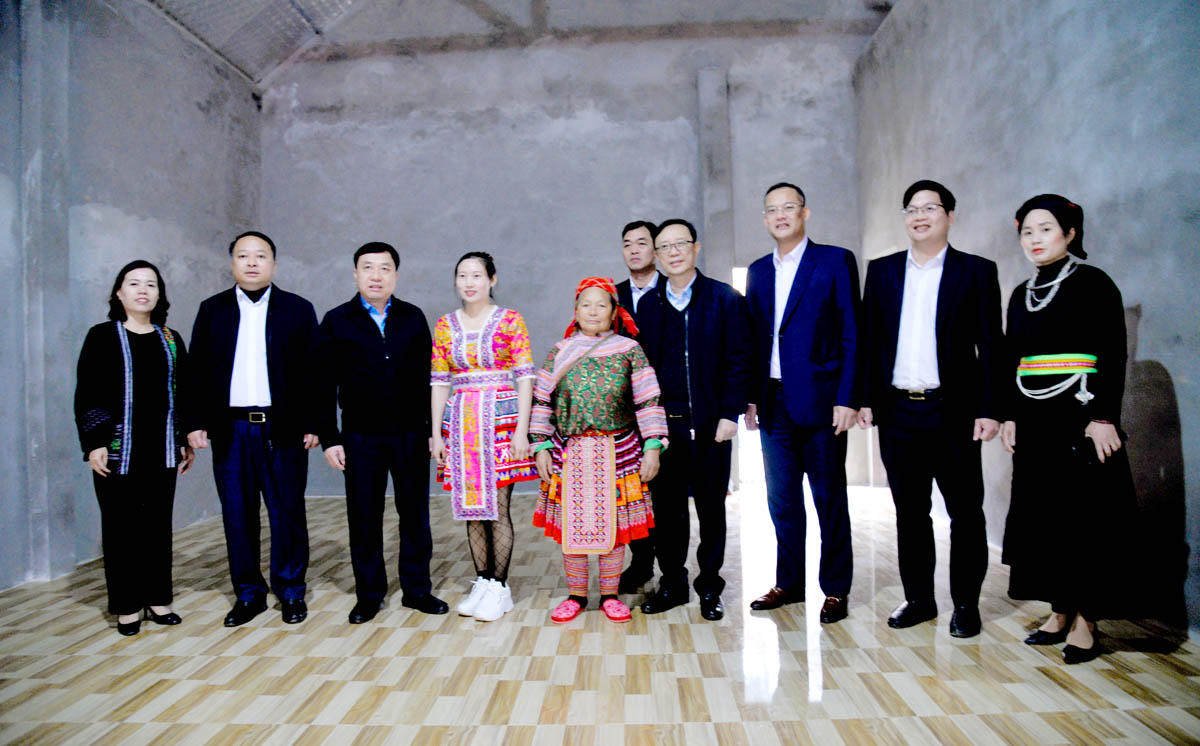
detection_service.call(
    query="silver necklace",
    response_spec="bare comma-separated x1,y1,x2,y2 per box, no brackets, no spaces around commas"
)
1024,259,1077,312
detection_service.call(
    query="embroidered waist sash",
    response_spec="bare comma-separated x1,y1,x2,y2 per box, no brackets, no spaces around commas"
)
451,368,514,389
1016,353,1097,404
560,429,619,554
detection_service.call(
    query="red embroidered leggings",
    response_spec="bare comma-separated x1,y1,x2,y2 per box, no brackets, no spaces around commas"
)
563,545,626,596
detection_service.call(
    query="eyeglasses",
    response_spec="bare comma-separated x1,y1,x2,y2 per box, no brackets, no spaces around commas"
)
902,204,944,218
654,240,694,254
763,202,804,217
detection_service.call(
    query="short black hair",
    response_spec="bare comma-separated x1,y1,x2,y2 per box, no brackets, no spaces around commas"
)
354,241,400,268
655,218,697,242
903,180,956,212
108,259,170,326
228,230,277,257
764,182,806,205
622,220,657,240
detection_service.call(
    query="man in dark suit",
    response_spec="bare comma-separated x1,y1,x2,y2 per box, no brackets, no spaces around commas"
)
614,219,668,594
857,180,1003,638
187,231,319,626
635,218,752,621
315,242,448,624
615,220,666,320
744,182,860,625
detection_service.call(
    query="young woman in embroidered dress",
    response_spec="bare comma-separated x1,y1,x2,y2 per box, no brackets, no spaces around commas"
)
431,252,539,622
530,277,668,624
1000,195,1139,664
74,260,194,636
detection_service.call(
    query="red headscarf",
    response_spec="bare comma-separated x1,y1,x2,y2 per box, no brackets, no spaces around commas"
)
563,276,640,338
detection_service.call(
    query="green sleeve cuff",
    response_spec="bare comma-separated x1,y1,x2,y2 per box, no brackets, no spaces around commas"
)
531,440,555,454
643,438,667,452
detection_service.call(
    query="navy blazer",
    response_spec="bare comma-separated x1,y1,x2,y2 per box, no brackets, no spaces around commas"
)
187,285,319,443
745,241,862,427
615,271,666,325
636,271,752,434
860,246,1004,423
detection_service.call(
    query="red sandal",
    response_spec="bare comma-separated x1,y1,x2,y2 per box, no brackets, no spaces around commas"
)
551,598,583,624
601,598,632,623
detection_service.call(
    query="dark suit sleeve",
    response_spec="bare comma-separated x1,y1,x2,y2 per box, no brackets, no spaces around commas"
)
743,264,763,408
171,329,190,451
719,288,753,421
314,313,341,449
185,301,211,435
975,260,1005,422
297,299,321,437
860,260,881,411
835,250,863,409
417,312,433,432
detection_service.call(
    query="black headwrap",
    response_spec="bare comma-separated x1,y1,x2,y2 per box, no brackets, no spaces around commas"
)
1015,194,1086,259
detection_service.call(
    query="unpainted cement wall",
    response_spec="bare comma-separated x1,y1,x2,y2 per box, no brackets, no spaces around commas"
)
854,0,1200,633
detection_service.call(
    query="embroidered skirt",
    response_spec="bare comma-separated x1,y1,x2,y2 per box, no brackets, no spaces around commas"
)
533,428,653,553
439,379,538,521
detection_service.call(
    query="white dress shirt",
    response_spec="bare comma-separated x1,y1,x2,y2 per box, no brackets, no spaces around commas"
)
628,273,659,313
664,272,697,312
229,286,273,406
770,237,807,379
891,246,946,391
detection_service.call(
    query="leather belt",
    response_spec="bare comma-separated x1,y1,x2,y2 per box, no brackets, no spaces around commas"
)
892,387,940,401
230,406,271,423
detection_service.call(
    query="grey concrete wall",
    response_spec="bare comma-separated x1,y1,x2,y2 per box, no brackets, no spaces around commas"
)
1,0,261,582
0,0,29,589
854,0,1200,633
261,33,869,496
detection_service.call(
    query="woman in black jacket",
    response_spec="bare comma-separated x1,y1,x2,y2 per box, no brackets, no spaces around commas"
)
74,260,193,635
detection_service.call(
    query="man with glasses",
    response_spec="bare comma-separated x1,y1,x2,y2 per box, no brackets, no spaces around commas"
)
857,180,1003,638
634,218,751,620
744,182,860,625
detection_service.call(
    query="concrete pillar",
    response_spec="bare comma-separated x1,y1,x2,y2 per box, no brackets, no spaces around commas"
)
20,0,73,579
696,67,734,285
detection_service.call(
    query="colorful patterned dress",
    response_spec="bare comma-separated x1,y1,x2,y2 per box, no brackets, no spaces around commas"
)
529,331,668,554
432,307,539,521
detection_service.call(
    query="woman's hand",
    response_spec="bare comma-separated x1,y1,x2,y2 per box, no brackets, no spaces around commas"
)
639,448,661,482
88,447,111,477
1001,421,1016,454
1085,421,1122,463
178,446,195,475
535,449,555,483
511,431,530,461
431,434,447,468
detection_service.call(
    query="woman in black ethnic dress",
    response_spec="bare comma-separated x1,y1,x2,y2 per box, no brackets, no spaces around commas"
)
1000,194,1138,664
74,260,193,636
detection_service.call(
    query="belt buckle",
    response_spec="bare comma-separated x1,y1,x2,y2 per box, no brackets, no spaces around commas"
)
908,390,925,401
248,411,266,423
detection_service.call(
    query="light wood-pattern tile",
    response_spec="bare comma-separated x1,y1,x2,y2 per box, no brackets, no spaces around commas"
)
0,459,1195,744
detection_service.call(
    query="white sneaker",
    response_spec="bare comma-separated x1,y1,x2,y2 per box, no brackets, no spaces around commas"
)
457,577,489,616
473,580,514,622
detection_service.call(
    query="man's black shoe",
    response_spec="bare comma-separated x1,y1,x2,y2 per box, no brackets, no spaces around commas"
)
281,598,308,624
640,587,688,615
618,566,654,595
223,598,267,627
699,592,724,621
401,594,449,615
949,606,981,638
887,600,938,629
349,599,383,624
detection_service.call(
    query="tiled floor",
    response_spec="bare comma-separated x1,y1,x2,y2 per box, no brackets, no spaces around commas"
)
1,438,1196,745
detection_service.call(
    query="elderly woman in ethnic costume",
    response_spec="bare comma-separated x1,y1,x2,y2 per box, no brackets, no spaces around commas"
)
74,260,194,636
1001,194,1138,664
432,252,539,622
530,277,668,624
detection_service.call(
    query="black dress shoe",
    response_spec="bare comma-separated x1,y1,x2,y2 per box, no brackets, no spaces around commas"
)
1024,628,1069,646
618,566,654,594
820,596,848,624
349,599,382,624
224,598,268,627
750,586,801,611
1063,641,1101,664
116,618,141,636
949,606,981,638
281,599,308,624
640,587,688,614
401,594,449,615
887,600,938,629
144,608,182,625
699,593,724,621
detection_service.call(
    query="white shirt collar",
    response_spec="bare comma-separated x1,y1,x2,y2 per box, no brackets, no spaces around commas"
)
772,237,808,269
906,245,948,270
235,284,272,306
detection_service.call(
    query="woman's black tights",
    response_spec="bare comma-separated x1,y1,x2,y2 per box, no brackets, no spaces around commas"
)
467,484,514,584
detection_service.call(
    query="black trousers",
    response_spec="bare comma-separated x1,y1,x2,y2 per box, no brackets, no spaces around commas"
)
342,431,434,601
878,394,987,608
93,467,177,615
649,419,733,595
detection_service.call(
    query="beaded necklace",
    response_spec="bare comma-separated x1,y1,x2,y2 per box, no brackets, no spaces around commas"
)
1024,258,1077,312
